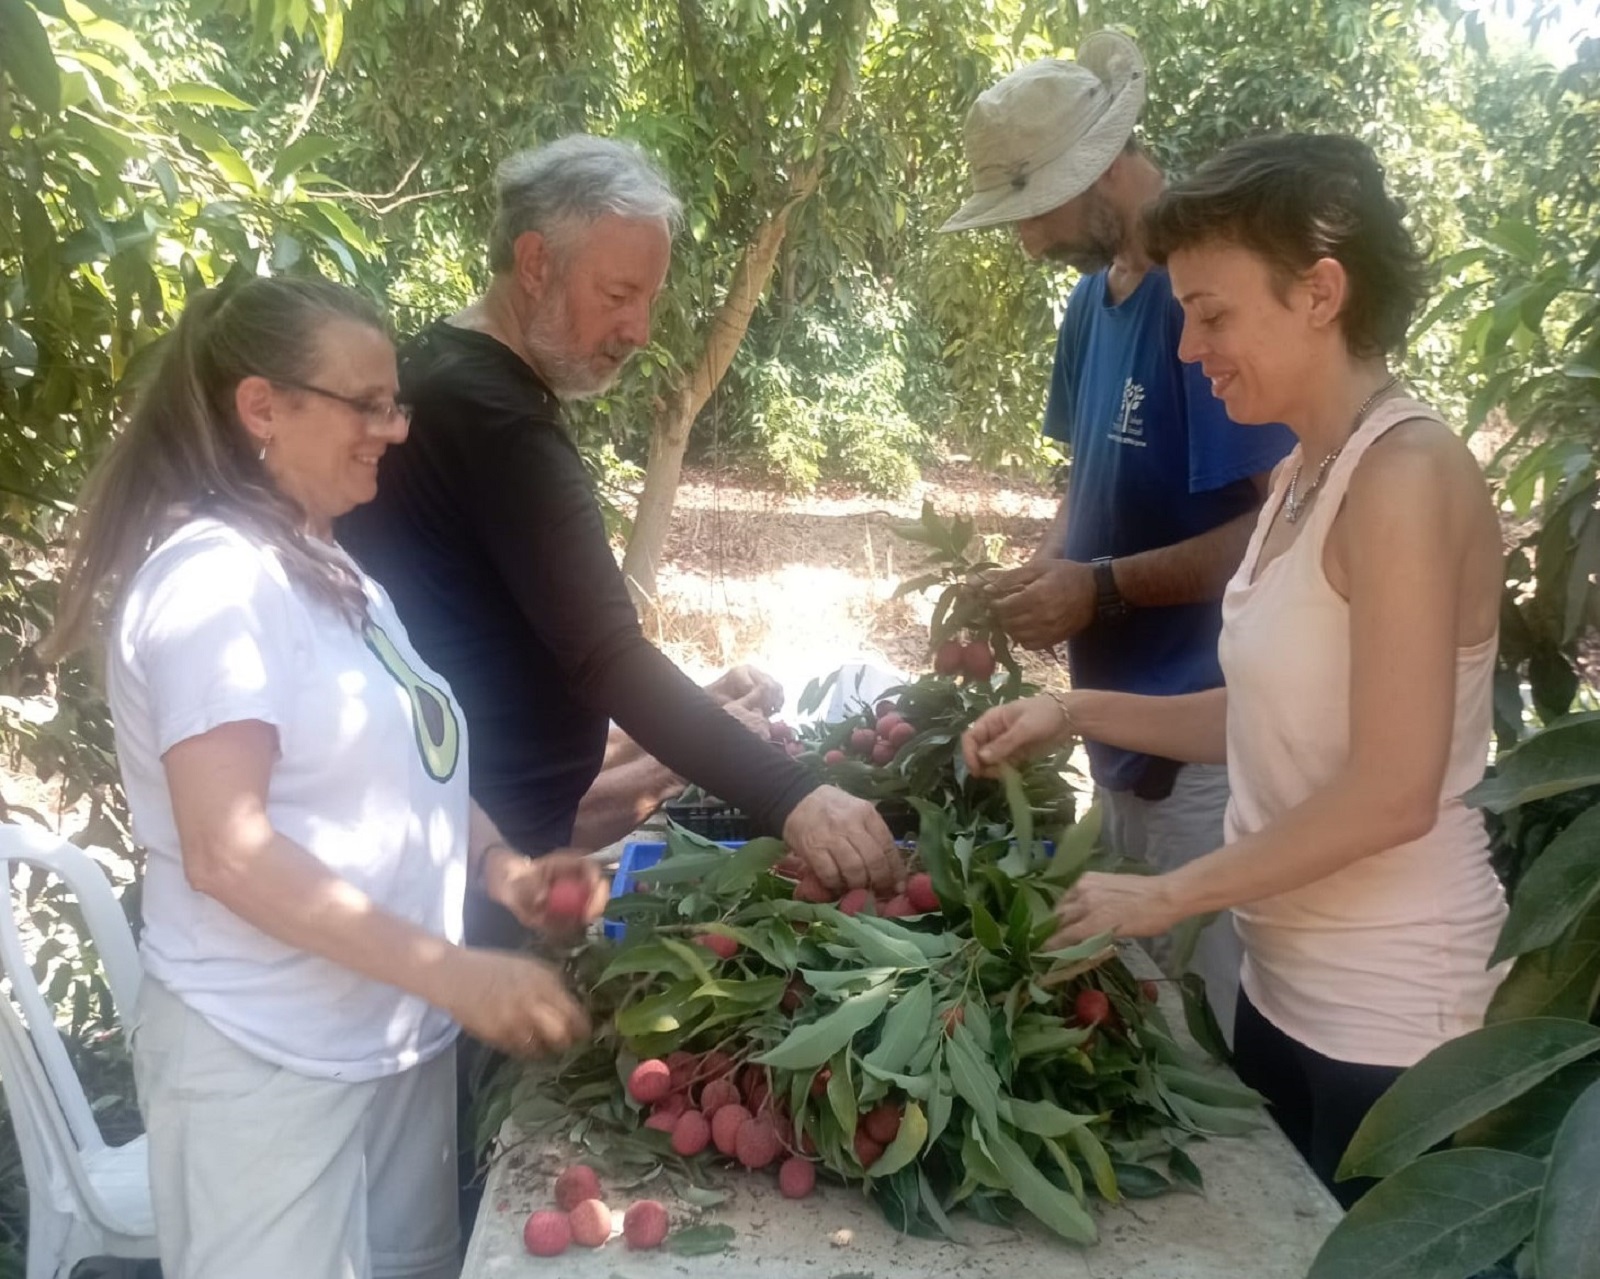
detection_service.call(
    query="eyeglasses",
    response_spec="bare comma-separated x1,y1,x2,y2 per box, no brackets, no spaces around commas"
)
274,380,413,429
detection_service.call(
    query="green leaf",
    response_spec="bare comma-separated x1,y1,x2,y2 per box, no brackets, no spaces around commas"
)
826,912,929,969
985,1123,1098,1243
1456,1061,1600,1157
271,133,341,182
826,1049,857,1137
151,81,255,110
1041,802,1099,884
667,1223,736,1255
1178,972,1230,1063
1534,1078,1600,1278
1340,1018,1600,1179
0,0,61,115
615,981,708,1039
862,980,932,1075
944,1022,1002,1139
753,979,894,1069
910,798,960,902
998,763,1034,855
1068,1125,1119,1201
1491,804,1600,964
598,941,694,984
1487,899,1600,1023
1469,715,1600,811
925,1074,953,1147
869,1099,929,1177
969,900,1004,952
1307,1149,1544,1279
1481,219,1542,266
1158,1064,1267,1110
1000,1096,1096,1139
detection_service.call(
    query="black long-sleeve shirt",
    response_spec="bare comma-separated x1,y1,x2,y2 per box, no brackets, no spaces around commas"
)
337,322,818,861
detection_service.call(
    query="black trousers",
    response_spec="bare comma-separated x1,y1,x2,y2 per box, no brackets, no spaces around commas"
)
1231,989,1404,1208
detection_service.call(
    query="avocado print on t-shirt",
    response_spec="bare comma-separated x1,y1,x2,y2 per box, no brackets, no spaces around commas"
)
363,623,460,782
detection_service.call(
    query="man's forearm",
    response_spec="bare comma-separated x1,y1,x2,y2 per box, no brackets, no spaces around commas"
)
1033,488,1071,562
1107,510,1256,607
571,755,685,847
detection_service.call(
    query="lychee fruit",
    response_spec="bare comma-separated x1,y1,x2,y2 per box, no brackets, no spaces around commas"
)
810,1066,831,1098
523,1209,571,1256
545,876,590,923
735,1116,782,1169
963,640,996,682
1074,989,1112,1027
933,639,964,675
779,1157,816,1199
785,740,803,757
940,1004,966,1036
823,749,846,765
853,1129,884,1168
863,1102,902,1145
712,1103,752,1155
699,1049,735,1081
793,874,833,903
627,1059,673,1104
644,1109,678,1133
875,712,904,737
554,1165,603,1213
838,887,872,916
672,1109,712,1156
695,932,739,960
849,727,877,755
666,1050,697,1091
870,740,895,766
879,894,913,918
906,873,938,913
568,1198,612,1248
875,699,897,717
887,720,916,748
780,976,809,1013
651,1093,688,1123
700,1077,740,1117
623,1199,669,1250
1141,980,1161,1003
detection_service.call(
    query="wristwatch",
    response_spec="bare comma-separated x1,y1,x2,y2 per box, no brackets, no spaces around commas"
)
1092,556,1128,623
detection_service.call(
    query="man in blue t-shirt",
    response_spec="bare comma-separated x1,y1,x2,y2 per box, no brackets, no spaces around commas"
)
940,33,1294,1040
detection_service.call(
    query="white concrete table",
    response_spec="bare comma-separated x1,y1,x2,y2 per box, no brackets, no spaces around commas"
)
462,958,1341,1279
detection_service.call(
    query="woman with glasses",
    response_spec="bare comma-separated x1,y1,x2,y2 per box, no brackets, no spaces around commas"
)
963,135,1507,1205
47,276,603,1278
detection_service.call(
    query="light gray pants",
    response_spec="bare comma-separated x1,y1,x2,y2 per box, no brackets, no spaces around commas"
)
1100,762,1240,1044
132,976,460,1279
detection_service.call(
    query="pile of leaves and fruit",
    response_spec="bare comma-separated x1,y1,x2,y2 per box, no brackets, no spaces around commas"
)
482,783,1262,1258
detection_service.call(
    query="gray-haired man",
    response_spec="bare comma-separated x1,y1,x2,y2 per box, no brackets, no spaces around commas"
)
340,136,903,953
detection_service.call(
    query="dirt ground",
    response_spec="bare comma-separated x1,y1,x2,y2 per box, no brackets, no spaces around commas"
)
641,461,1067,707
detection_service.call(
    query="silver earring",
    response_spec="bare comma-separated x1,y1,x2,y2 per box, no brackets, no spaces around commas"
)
258,437,270,462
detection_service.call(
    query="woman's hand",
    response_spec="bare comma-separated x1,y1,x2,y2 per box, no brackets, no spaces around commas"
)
1047,871,1183,949
441,948,592,1058
962,695,1071,777
483,847,609,935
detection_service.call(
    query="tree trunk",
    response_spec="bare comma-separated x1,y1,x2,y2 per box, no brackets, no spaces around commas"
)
620,0,865,616
621,210,793,612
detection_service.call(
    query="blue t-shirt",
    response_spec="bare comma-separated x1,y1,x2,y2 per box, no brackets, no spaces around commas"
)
1043,267,1294,791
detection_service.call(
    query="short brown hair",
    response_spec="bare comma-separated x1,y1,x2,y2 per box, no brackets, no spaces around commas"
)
1143,134,1428,358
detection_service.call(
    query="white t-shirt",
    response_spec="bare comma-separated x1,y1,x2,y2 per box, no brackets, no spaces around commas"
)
109,518,470,1081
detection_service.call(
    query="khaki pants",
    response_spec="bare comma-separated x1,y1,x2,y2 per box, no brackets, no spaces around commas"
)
132,976,460,1279
1100,762,1240,1044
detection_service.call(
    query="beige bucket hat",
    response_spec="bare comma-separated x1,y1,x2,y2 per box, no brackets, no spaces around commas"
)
940,30,1147,233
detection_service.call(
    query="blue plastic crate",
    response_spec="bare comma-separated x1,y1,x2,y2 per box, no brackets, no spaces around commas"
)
603,838,738,940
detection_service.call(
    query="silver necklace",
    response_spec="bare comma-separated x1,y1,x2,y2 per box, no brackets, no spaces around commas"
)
1282,376,1399,524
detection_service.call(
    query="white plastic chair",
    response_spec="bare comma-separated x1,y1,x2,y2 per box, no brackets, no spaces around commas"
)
0,822,156,1279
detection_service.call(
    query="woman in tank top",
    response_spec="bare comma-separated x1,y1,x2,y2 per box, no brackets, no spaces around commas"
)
963,134,1506,1205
